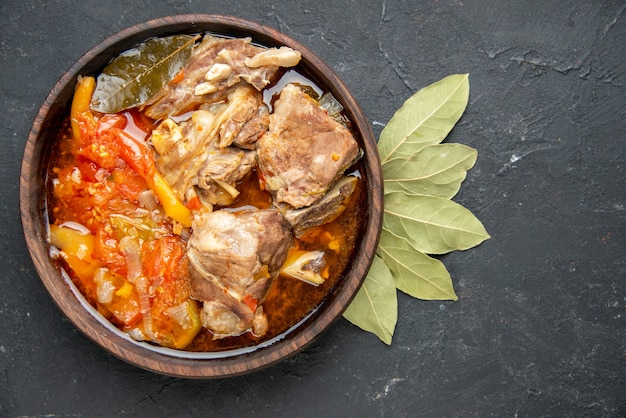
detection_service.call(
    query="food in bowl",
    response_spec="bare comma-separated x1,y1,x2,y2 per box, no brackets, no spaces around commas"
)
45,32,367,352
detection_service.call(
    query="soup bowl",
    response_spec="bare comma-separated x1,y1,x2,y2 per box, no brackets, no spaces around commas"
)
19,14,382,378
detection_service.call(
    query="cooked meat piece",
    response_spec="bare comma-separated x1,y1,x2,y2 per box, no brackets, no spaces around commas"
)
151,110,216,201
144,35,299,119
257,83,360,209
151,86,267,203
188,267,269,338
283,176,358,236
197,145,256,187
195,144,256,206
231,104,269,150
202,85,269,149
199,300,268,339
187,209,292,338
188,209,292,284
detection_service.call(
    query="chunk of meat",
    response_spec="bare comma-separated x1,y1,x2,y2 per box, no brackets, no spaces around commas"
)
199,300,267,339
283,175,358,236
151,86,267,203
198,145,256,186
257,83,360,209
144,35,299,119
151,110,216,201
231,103,269,149
187,209,292,338
201,85,269,149
195,144,256,206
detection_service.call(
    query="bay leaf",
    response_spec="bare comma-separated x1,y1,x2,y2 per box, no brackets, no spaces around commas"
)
343,255,397,345
344,72,490,345
378,74,469,165
383,143,477,198
383,192,490,254
90,35,197,113
377,229,458,300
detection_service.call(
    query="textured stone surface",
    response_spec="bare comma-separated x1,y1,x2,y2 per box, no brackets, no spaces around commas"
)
1,0,624,416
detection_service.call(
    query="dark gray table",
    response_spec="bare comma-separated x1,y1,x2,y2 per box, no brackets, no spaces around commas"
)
2,1,624,416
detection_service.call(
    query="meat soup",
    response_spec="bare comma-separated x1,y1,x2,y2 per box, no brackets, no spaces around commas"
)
46,33,365,351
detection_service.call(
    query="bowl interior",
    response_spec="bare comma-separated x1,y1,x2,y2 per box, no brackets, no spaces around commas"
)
20,14,382,378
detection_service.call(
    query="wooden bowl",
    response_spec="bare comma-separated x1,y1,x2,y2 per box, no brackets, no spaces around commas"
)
19,14,383,378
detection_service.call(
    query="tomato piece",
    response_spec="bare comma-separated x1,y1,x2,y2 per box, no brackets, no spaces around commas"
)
169,68,185,85
124,109,155,135
77,116,123,170
104,296,142,327
142,236,200,349
142,235,185,279
257,168,267,191
97,114,127,134
186,195,203,211
93,222,127,276
114,129,155,179
243,294,258,312
52,161,99,227
107,129,192,227
111,166,149,201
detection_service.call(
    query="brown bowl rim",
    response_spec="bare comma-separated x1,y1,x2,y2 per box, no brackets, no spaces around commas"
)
19,14,383,378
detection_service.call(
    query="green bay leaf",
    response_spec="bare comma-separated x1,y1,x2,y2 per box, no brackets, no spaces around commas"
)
343,255,397,345
383,192,490,254
383,143,477,198
377,229,457,300
90,34,197,113
378,74,469,165
346,72,491,344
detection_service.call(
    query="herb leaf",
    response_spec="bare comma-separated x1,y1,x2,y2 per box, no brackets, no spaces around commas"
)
383,143,477,198
343,73,489,344
383,192,490,254
342,255,397,345
377,74,469,165
90,35,197,113
377,229,458,301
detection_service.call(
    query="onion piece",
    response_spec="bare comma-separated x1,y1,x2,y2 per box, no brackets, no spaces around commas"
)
93,268,115,304
213,179,240,199
119,236,155,341
137,189,159,211
58,221,91,235
318,92,344,116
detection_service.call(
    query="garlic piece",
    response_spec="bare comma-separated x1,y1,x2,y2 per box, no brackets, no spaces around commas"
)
195,81,218,96
205,63,233,81
245,47,301,68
